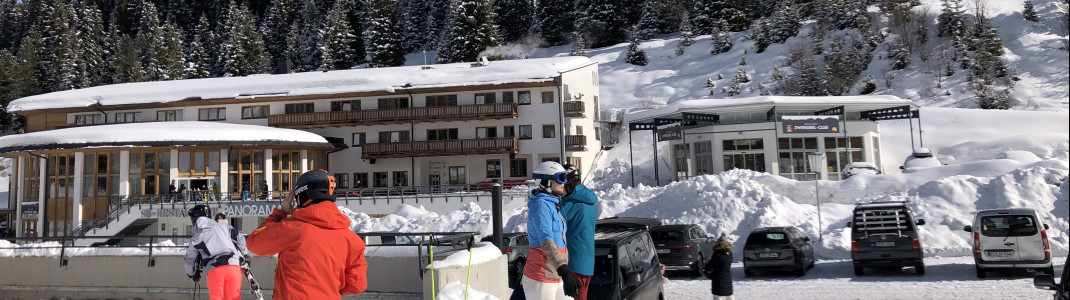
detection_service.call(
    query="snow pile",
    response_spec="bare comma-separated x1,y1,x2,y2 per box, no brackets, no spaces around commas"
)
435,281,498,300
0,239,185,257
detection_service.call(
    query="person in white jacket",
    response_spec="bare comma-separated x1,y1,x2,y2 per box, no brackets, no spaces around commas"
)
185,205,248,300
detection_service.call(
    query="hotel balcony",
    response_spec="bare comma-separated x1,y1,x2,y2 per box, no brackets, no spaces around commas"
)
564,101,585,118
268,103,518,129
565,135,587,151
361,137,519,159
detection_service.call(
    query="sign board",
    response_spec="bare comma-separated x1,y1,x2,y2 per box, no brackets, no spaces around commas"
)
429,161,446,173
21,202,39,219
656,122,682,141
782,116,840,134
140,201,279,218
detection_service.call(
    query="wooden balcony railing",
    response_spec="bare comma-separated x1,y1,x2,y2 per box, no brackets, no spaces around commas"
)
564,101,585,118
361,137,519,159
268,102,518,128
565,135,587,151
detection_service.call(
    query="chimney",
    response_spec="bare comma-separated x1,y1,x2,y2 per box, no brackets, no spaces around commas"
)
275,58,292,74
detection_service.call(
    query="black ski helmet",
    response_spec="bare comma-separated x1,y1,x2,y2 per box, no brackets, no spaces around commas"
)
188,205,211,224
293,169,336,208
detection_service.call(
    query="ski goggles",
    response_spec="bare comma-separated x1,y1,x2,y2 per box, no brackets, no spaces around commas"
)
535,172,569,184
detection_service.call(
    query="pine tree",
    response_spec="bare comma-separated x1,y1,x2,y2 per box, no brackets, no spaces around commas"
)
768,0,800,44
1023,0,1040,22
576,0,628,47
938,0,967,38
752,19,771,53
691,0,720,35
624,26,647,66
113,33,145,83
192,15,220,76
637,0,665,39
15,29,44,97
367,0,405,67
721,0,751,32
495,0,533,44
797,55,826,96
138,2,167,81
710,23,733,55
220,2,270,77
185,36,211,78
260,0,295,71
438,0,501,63
55,0,85,91
725,69,748,96
322,0,356,70
679,15,694,47
533,0,575,46
78,3,106,87
570,32,588,56
294,0,324,71
0,49,15,131
159,22,186,80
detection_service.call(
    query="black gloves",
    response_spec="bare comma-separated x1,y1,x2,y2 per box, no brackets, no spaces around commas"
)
191,271,202,282
557,265,580,298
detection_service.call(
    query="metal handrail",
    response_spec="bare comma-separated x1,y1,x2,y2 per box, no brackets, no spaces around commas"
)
3,235,193,267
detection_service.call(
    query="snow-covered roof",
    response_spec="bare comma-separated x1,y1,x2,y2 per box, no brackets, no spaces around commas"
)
7,56,596,112
0,121,338,153
629,95,914,122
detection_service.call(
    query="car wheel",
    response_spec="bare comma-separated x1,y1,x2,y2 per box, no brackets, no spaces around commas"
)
915,263,925,275
796,265,807,276
854,266,863,276
744,268,754,277
692,254,706,278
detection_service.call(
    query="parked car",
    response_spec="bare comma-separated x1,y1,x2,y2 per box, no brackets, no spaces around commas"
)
1034,256,1069,300
595,217,663,232
964,208,1054,278
358,232,416,245
900,148,943,173
649,224,715,277
742,226,816,277
481,233,529,289
842,162,881,179
588,226,664,300
847,201,926,275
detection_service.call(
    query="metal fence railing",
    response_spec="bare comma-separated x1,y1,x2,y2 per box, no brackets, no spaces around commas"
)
1,235,192,267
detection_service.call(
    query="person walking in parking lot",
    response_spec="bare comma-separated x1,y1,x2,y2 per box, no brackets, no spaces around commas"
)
560,164,598,300
704,234,735,300
523,161,580,300
184,205,248,300
246,169,367,299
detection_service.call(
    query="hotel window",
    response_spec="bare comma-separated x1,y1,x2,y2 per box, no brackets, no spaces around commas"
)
510,158,528,177
75,114,103,125
373,172,389,187
486,160,502,178
335,173,351,189
352,132,366,146
476,127,497,139
379,131,411,143
518,91,531,105
426,95,458,106
502,91,514,103
778,138,819,181
353,173,369,188
475,92,496,104
241,105,268,119
542,124,555,138
576,126,584,135
115,112,141,123
394,171,409,186
157,110,180,121
427,128,458,141
519,125,532,140
378,97,409,109
542,91,554,103
448,167,465,185
503,126,515,138
331,100,361,111
198,108,225,121
284,103,314,114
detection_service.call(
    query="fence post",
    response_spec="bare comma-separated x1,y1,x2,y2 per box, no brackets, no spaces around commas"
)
491,179,503,251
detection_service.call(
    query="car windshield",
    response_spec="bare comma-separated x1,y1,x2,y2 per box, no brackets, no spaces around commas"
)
591,247,617,285
650,230,686,242
746,232,789,246
980,215,1038,237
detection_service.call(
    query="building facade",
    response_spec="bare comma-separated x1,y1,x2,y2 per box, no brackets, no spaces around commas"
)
1,57,603,238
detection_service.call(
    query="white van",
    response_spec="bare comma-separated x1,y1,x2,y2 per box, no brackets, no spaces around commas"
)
963,208,1054,278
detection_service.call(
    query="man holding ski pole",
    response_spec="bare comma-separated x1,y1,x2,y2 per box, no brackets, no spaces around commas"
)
185,205,249,300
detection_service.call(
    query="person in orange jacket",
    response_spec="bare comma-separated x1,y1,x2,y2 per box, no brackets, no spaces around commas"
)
246,170,367,299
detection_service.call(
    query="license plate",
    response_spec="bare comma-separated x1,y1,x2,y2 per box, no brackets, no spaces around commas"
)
874,242,895,247
758,253,779,258
986,250,1013,257
657,249,670,254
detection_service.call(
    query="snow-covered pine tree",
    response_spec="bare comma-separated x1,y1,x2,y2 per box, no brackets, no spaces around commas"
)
860,74,876,94
159,22,186,80
768,0,800,44
752,18,771,53
637,0,665,39
0,49,15,103
139,2,166,81
346,0,369,66
78,3,106,87
294,0,324,71
710,23,732,55
796,55,826,96
733,68,750,83
624,26,647,66
721,0,751,32
438,0,501,63
576,0,628,47
938,0,967,38
691,0,719,35
192,15,220,76
366,0,405,67
322,0,356,71
823,37,851,95
260,0,295,71
533,0,575,46
185,35,210,79
14,28,44,96
888,38,910,70
570,32,588,56
54,0,85,91
220,2,270,77
679,14,694,47
495,0,533,44
113,33,145,83
1022,0,1040,22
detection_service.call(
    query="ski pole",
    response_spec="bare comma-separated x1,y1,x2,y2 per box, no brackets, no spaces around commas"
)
464,233,474,300
429,233,436,300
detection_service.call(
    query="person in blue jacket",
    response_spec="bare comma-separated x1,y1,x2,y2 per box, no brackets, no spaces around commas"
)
559,164,599,300
522,161,580,300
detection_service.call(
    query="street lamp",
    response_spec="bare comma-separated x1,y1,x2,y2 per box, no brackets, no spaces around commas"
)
806,152,825,249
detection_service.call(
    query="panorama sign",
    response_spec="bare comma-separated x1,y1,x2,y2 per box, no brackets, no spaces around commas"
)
141,201,279,218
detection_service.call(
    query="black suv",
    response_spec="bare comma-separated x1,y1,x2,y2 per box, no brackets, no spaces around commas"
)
588,227,665,300
846,201,926,275
1034,256,1069,300
649,224,715,277
742,226,816,277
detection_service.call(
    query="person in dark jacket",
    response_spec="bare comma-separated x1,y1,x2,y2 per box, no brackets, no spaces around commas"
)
560,164,599,300
704,234,734,300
